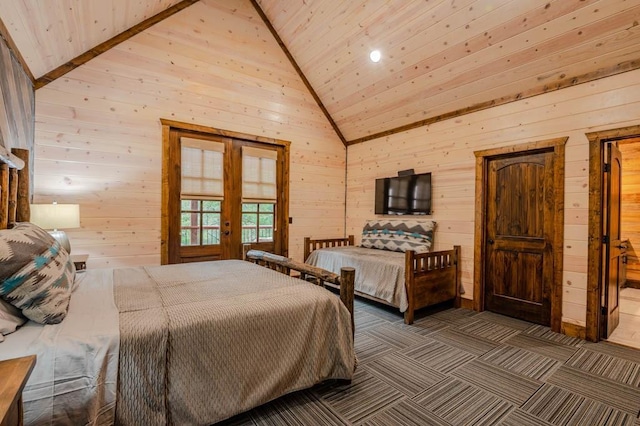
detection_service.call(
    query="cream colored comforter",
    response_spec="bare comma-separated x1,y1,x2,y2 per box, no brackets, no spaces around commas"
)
113,260,355,425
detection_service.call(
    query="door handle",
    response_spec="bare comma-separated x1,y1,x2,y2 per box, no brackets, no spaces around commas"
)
223,230,230,236
488,239,494,245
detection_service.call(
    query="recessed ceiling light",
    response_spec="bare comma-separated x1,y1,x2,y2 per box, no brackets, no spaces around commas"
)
369,50,381,63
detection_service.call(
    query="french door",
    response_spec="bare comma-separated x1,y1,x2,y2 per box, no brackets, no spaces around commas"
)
162,123,288,264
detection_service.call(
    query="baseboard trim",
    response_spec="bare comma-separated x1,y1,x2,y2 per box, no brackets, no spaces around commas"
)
623,279,640,289
460,298,474,310
561,321,586,340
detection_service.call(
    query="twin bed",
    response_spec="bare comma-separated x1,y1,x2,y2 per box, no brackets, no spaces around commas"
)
0,149,355,425
304,220,461,324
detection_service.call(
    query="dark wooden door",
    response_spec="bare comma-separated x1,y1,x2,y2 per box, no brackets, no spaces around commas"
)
484,151,555,325
601,142,622,338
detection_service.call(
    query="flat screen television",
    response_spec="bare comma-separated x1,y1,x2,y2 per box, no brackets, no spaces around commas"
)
374,172,432,215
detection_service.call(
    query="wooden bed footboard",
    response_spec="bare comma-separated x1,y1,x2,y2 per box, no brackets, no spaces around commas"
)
404,245,461,324
304,235,461,325
245,249,355,336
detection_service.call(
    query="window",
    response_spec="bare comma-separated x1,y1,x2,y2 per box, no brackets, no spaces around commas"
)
242,203,274,243
180,137,224,247
242,146,277,244
181,200,221,245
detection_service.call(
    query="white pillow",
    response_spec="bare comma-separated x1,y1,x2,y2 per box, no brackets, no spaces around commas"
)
0,298,27,340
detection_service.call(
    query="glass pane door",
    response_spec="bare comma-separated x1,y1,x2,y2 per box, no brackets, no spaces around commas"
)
163,125,288,264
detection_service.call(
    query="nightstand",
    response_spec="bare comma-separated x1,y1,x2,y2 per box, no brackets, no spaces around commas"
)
71,254,88,272
0,355,36,426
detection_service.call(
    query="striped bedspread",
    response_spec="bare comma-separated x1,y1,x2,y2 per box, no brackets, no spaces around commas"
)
113,260,354,425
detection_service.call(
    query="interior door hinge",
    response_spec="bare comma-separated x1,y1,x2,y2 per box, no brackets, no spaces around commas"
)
603,163,611,172
602,235,609,244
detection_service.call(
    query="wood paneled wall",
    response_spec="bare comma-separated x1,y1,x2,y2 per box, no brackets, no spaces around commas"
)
347,68,640,328
0,36,34,152
619,138,640,285
33,0,346,268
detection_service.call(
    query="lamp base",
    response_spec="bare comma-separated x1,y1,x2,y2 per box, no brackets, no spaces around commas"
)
49,230,71,254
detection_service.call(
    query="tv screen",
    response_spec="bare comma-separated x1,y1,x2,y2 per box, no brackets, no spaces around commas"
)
375,172,431,215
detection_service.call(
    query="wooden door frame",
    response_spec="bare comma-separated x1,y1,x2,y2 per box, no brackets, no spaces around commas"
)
586,125,640,342
160,118,291,265
473,137,567,333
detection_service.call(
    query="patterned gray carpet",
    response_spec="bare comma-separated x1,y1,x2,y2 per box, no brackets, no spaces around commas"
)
218,299,640,426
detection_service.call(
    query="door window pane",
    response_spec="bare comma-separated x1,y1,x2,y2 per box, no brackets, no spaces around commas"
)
182,199,200,210
203,213,220,245
242,213,258,243
203,200,221,211
259,214,273,226
241,202,275,243
181,198,221,247
181,211,200,246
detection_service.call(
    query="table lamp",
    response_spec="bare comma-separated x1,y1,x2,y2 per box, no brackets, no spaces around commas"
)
29,202,80,254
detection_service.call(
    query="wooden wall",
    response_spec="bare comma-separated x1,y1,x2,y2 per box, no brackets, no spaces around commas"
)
0,35,34,151
33,0,346,267
347,68,640,328
619,138,640,286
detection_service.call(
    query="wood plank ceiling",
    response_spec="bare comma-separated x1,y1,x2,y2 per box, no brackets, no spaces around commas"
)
1,0,640,145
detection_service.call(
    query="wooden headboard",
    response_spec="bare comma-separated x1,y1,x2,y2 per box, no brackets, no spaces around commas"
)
0,145,30,230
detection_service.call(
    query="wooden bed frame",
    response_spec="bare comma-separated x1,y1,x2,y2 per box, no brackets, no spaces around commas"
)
0,146,357,333
1,146,360,424
304,235,461,324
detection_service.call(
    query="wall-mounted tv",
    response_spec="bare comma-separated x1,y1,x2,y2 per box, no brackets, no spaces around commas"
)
374,172,432,215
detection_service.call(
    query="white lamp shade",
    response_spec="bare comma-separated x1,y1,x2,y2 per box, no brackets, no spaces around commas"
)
30,204,80,230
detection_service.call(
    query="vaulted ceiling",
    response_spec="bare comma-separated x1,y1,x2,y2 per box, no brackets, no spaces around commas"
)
1,0,639,145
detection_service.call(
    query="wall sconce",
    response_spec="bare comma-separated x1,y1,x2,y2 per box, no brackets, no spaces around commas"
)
29,202,80,254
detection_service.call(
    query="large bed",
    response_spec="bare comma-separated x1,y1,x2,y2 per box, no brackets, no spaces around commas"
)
0,147,355,425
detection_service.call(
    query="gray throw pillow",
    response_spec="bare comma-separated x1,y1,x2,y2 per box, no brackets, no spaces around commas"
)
0,222,75,324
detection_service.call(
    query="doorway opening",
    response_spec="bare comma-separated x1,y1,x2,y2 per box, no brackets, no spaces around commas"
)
160,119,290,264
473,137,566,333
587,125,640,348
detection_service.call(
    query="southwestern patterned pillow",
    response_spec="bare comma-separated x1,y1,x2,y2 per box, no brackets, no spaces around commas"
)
0,222,75,324
0,298,26,342
361,219,436,253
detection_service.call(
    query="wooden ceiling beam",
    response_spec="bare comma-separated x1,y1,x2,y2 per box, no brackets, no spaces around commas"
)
0,16,35,84
249,0,347,147
346,59,640,146
34,0,200,90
